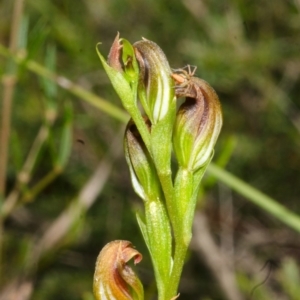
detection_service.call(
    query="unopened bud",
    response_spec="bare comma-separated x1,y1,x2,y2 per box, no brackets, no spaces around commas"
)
96,33,139,115
172,68,222,171
124,119,161,201
134,39,174,124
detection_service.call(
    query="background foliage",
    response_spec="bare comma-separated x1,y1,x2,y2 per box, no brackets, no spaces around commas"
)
1,0,300,299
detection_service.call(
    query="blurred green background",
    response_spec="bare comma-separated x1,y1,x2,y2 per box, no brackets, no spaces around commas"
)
1,0,300,299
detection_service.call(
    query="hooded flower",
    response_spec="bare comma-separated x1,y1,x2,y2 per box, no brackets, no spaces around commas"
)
93,240,144,300
172,68,222,171
134,39,174,124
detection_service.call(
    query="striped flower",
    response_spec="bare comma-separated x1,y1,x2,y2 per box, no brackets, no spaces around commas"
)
172,68,223,171
134,39,174,124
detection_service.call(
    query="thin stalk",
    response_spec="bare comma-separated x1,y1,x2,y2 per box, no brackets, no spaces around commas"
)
0,0,25,195
21,166,62,203
0,0,25,284
165,167,193,299
208,163,300,233
0,75,16,195
1,114,55,219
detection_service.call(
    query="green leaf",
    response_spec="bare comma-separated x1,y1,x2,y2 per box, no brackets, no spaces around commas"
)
145,200,172,300
57,102,73,168
136,213,151,253
208,163,300,233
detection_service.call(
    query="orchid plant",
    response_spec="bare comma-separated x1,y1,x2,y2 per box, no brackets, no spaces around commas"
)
93,34,222,300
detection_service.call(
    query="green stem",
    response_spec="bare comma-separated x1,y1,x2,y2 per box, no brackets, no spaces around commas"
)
158,172,176,221
167,240,188,300
164,167,193,299
128,106,151,152
208,163,300,233
150,109,176,229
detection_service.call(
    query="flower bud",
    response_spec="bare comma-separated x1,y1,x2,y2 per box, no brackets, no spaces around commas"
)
134,39,174,124
124,118,161,201
96,34,139,117
93,240,144,300
107,32,123,72
172,69,222,171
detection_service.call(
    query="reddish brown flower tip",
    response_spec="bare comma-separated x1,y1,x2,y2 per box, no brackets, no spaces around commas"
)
93,240,144,300
107,32,123,72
